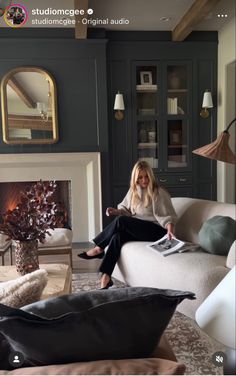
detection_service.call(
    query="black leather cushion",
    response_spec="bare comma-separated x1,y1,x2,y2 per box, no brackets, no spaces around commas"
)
0,287,195,369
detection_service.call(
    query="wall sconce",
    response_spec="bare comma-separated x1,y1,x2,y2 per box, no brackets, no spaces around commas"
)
114,92,125,120
200,90,213,118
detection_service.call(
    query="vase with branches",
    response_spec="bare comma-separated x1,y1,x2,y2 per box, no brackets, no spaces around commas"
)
0,180,66,275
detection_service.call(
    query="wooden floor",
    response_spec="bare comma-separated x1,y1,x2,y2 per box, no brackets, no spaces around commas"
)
1,243,101,273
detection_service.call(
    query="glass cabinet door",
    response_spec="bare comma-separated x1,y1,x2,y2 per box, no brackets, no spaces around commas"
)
136,65,158,116
137,120,159,168
165,62,191,170
167,120,188,168
133,61,191,172
167,65,188,115
134,63,160,168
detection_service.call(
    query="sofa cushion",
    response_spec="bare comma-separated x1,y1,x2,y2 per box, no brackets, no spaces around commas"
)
199,216,236,255
0,287,195,368
0,269,48,308
1,358,186,375
38,228,72,248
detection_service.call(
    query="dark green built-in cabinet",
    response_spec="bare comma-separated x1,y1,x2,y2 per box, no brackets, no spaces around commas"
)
108,33,217,206
0,30,217,219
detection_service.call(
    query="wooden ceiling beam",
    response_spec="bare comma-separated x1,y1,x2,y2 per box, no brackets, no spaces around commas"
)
9,115,52,131
8,77,36,109
172,0,221,41
74,0,89,39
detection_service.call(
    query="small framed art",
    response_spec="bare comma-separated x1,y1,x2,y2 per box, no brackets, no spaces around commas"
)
140,71,152,85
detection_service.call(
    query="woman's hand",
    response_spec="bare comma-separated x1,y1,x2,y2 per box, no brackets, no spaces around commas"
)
106,207,120,217
166,223,175,240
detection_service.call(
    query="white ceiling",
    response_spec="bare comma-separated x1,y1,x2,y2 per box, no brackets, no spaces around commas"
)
0,0,235,31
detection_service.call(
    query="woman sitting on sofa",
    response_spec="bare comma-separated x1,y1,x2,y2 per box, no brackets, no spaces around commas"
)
78,160,177,289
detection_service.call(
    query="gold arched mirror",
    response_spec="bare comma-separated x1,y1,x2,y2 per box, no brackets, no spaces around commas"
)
1,67,58,144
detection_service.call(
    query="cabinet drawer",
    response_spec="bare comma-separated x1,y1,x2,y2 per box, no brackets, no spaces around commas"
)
157,174,192,186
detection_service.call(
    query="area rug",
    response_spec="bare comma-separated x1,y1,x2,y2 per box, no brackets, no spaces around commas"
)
72,273,225,376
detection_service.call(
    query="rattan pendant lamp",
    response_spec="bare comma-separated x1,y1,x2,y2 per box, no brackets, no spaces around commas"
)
193,118,236,164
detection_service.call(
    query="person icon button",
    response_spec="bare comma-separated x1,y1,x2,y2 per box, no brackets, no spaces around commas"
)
8,351,25,367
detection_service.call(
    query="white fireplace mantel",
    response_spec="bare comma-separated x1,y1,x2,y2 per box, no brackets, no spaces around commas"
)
0,153,103,242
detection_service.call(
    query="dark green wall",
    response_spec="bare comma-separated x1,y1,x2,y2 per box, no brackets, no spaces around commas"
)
0,31,111,224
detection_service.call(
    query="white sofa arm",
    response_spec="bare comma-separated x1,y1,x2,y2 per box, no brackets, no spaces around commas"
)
226,241,236,269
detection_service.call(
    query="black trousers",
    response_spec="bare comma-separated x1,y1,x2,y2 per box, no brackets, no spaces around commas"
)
93,215,167,276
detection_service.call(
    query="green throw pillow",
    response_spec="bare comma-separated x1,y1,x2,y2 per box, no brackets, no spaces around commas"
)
199,215,236,255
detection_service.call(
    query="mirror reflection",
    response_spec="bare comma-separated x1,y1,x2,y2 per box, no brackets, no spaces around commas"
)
1,67,58,144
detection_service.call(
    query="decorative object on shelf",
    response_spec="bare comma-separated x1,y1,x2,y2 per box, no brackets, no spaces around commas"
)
195,266,236,375
148,131,156,143
114,91,125,120
193,118,236,164
167,98,178,114
169,130,182,145
177,106,185,115
139,129,147,143
200,90,213,118
168,72,180,90
140,71,152,85
0,181,66,275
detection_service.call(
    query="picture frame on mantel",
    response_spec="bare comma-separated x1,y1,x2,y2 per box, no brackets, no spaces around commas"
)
140,71,152,85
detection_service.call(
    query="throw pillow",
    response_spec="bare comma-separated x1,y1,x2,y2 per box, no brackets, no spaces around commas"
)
198,216,236,255
0,287,195,368
0,269,48,308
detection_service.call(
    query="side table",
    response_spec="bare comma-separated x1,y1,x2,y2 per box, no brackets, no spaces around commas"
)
0,263,72,300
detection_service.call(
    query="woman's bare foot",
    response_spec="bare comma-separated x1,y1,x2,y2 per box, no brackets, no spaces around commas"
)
100,273,111,289
86,246,103,256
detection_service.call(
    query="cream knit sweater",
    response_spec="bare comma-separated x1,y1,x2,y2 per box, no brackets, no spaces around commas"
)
117,187,177,229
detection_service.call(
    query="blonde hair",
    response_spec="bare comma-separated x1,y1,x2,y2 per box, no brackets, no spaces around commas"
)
130,160,159,211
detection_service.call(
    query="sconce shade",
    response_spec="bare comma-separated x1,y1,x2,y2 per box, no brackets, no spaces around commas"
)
202,90,213,108
114,93,125,110
195,266,236,349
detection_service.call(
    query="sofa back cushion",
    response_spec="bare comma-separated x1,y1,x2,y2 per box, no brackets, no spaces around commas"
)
0,287,195,369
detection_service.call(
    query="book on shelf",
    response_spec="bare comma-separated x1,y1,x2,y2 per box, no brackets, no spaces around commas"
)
147,234,185,256
138,142,157,148
167,97,178,114
139,108,156,115
136,84,157,91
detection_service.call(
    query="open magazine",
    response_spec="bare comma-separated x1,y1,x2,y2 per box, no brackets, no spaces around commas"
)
147,234,186,256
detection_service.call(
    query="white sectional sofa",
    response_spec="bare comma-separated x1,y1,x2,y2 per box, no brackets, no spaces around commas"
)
113,197,236,319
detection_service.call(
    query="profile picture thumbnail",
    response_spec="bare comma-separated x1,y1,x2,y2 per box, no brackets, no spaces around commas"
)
4,3,28,27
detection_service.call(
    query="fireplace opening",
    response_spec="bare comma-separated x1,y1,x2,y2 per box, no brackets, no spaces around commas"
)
0,181,72,229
